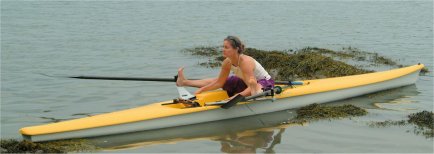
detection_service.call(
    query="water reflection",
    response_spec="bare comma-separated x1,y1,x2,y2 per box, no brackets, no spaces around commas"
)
368,85,421,111
89,109,299,152
217,128,285,153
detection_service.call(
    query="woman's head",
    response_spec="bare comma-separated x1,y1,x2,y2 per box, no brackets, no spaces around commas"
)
223,36,245,57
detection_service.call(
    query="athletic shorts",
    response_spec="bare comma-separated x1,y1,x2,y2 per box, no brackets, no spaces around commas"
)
222,76,275,97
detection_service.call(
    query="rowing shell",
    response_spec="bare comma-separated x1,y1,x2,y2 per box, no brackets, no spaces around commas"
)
20,64,424,142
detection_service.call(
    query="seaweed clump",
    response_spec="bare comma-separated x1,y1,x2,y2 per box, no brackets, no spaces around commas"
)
182,46,223,68
182,46,220,57
0,139,98,153
182,46,372,80
408,111,434,137
420,67,430,75
369,111,434,138
246,48,372,80
301,47,399,66
288,103,368,123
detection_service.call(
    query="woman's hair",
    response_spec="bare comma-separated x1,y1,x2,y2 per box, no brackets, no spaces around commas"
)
224,36,245,54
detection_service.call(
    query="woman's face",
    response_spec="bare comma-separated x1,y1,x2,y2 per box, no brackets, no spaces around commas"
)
222,40,237,58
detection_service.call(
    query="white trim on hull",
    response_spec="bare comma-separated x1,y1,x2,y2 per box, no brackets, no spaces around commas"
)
24,70,420,142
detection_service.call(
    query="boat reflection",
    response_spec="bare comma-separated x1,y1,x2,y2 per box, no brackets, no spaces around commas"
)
217,128,286,153
89,108,301,152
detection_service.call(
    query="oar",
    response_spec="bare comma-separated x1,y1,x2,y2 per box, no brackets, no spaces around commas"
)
70,75,175,82
68,75,200,82
65,75,304,85
221,86,283,109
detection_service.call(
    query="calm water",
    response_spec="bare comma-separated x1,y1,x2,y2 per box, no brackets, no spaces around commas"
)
1,0,433,153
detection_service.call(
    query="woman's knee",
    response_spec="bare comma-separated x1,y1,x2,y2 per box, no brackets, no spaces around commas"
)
247,77,257,86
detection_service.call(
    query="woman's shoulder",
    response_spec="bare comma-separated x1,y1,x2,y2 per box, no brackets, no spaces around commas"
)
241,55,255,64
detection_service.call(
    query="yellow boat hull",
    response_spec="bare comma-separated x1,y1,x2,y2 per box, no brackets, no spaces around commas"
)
20,64,424,142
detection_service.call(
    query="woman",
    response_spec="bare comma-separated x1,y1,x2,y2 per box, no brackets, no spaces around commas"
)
176,36,274,97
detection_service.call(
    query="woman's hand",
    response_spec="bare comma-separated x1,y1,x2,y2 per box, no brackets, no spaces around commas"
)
195,88,204,95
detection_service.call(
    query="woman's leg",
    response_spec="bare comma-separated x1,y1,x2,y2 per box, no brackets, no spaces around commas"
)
223,76,247,97
176,67,217,88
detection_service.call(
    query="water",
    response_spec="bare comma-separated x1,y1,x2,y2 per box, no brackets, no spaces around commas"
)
1,0,433,153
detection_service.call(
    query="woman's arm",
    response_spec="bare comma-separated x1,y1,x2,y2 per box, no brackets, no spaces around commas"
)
238,57,257,96
195,59,231,94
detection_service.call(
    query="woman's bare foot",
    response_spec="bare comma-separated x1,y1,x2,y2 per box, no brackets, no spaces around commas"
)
176,67,186,86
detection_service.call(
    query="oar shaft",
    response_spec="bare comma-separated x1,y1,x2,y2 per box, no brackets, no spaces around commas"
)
274,81,303,85
70,76,177,82
245,90,271,100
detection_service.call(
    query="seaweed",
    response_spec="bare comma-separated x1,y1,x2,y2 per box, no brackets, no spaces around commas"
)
408,111,434,137
288,103,368,124
420,67,430,75
369,111,434,138
0,139,99,153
